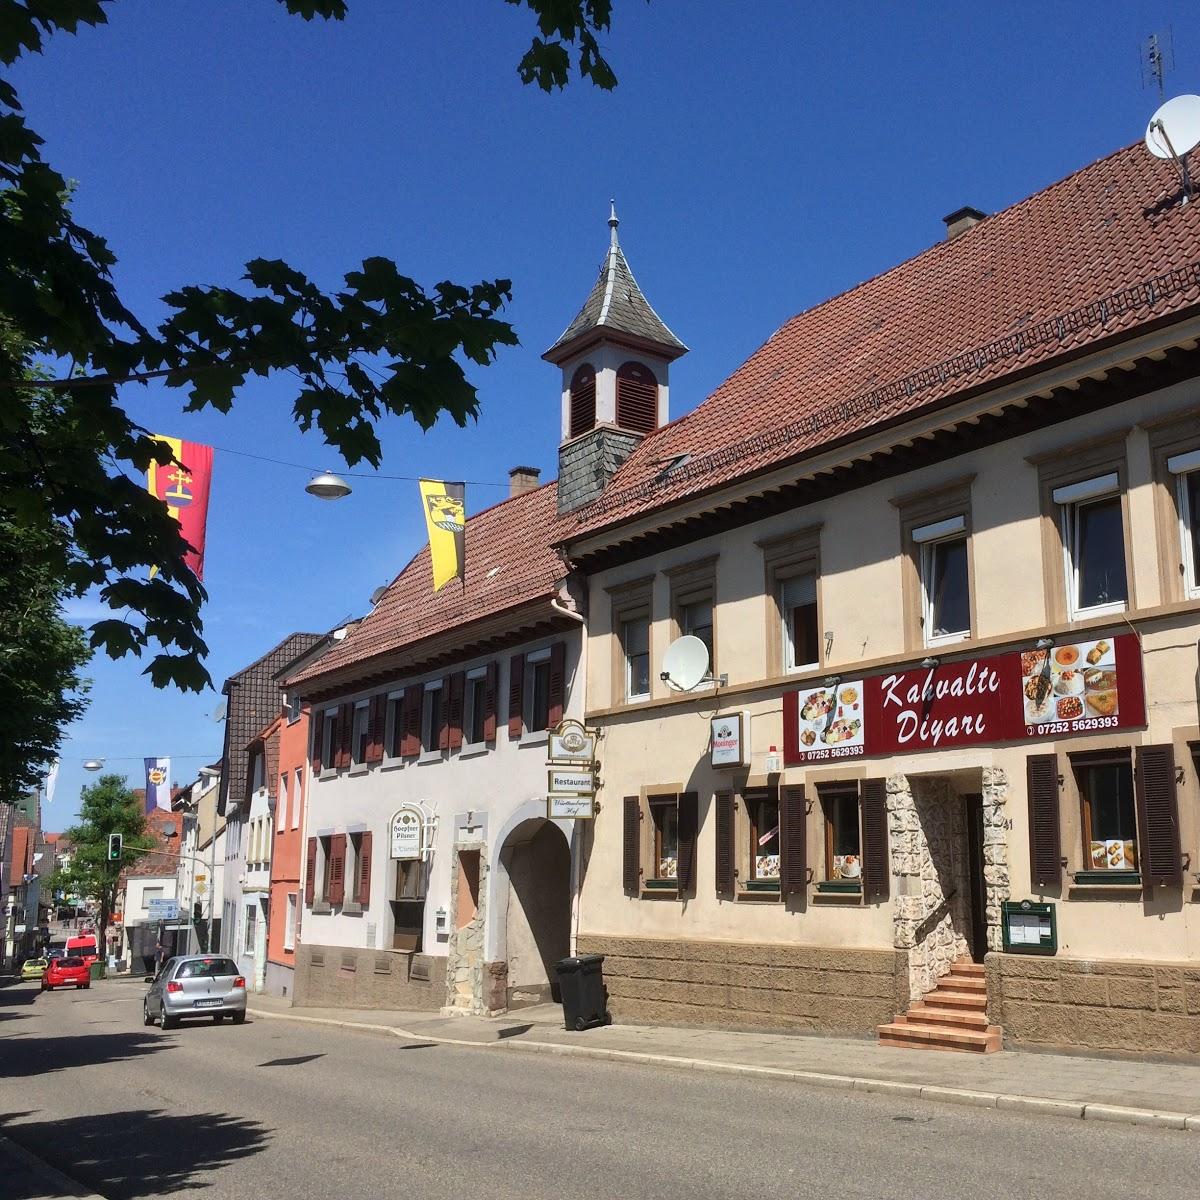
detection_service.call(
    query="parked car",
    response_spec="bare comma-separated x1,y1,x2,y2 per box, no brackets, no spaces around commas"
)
46,947,66,961
21,957,48,981
41,956,90,991
143,955,247,1030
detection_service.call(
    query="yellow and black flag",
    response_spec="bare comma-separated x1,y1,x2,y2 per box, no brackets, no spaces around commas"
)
419,480,466,591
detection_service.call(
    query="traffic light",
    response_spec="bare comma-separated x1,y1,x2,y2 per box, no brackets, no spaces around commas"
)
107,833,123,861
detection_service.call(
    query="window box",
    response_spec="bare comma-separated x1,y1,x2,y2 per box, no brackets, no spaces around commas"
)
743,879,781,894
816,879,862,894
1073,870,1142,887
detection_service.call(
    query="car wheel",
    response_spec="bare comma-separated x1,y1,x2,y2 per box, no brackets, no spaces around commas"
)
161,1013,179,1030
143,1004,154,1027
82,983,90,989
232,1011,246,1025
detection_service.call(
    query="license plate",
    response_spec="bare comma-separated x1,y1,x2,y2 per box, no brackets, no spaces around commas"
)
193,998,222,1008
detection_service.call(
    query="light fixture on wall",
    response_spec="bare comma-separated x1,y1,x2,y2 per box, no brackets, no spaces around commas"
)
822,675,842,689
1035,636,1055,650
920,657,939,669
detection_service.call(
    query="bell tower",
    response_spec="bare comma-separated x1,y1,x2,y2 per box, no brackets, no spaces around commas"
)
545,203,687,513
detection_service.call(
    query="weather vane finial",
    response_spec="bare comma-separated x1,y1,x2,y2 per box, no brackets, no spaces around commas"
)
608,198,619,247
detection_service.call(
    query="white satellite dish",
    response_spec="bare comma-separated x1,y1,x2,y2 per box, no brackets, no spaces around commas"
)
210,698,228,723
1145,94,1200,159
369,584,388,606
661,635,710,693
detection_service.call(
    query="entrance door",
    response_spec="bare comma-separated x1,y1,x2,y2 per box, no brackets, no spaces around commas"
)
964,794,988,964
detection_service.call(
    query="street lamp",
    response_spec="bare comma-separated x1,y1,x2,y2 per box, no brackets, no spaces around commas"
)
305,470,352,500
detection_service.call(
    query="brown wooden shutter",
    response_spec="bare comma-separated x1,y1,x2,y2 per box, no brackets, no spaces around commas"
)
780,784,807,895
676,792,699,894
623,796,641,894
1135,744,1182,893
715,790,735,895
357,832,373,905
304,837,317,906
569,364,596,438
402,687,421,759
328,833,347,906
616,361,657,433
1026,753,1061,891
448,672,465,750
437,677,451,751
366,695,385,763
548,641,566,727
310,710,324,774
508,653,524,739
335,702,353,768
483,661,498,742
860,778,889,901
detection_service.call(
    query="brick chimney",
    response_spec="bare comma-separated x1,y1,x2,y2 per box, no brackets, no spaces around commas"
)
508,466,541,498
943,206,986,239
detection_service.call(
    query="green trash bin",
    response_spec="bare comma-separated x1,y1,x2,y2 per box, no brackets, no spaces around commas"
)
88,960,106,981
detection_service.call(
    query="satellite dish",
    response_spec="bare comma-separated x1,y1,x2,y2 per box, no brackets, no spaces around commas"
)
369,584,387,606
210,698,228,723
1145,94,1200,159
661,635,710,692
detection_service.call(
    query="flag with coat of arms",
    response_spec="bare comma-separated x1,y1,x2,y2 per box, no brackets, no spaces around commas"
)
144,758,171,813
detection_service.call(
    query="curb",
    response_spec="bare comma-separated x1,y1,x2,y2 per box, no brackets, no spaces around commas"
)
247,1005,1200,1132
0,1133,107,1200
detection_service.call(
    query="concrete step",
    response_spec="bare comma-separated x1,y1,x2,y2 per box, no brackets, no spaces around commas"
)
924,988,988,1011
936,972,986,991
905,1004,990,1030
948,960,986,978
878,1021,1003,1053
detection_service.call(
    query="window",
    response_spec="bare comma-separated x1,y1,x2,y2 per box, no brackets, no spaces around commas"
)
292,769,302,830
914,515,970,644
421,682,444,754
1168,449,1200,599
464,669,487,745
320,707,337,771
178,957,239,979
384,691,404,759
748,793,780,883
392,860,425,951
526,650,552,733
780,572,819,671
243,903,256,954
821,786,862,885
680,596,713,663
650,797,678,883
142,887,163,910
249,748,265,793
622,615,650,701
1076,758,1138,875
568,363,596,439
278,773,289,833
286,692,302,723
320,835,333,900
351,701,370,765
1054,473,1128,617
284,894,297,951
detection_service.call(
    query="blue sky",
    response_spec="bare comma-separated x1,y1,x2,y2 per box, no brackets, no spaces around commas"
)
14,1,1197,826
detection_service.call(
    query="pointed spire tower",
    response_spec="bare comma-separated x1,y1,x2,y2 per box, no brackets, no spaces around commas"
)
546,203,687,513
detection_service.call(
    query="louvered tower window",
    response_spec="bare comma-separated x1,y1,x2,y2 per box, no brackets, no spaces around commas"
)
616,361,658,434
569,364,596,438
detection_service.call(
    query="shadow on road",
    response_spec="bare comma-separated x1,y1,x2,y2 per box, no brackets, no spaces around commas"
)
256,1053,325,1067
0,1031,169,1079
0,982,39,1008
1,1108,270,1200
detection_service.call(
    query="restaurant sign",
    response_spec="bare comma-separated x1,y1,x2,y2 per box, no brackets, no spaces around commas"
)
784,632,1145,765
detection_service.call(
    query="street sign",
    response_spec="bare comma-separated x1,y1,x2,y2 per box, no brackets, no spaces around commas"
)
147,898,180,920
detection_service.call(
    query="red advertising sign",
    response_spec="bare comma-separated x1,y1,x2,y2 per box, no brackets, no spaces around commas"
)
784,632,1145,766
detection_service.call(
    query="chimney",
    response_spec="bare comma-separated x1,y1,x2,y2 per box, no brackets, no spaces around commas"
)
508,466,541,498
943,206,986,240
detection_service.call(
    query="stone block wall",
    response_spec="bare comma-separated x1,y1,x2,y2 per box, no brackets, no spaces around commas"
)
292,944,445,1010
987,952,1200,1055
577,934,907,1034
557,428,640,512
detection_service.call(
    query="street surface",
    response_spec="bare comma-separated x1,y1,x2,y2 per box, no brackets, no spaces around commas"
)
1,977,1197,1200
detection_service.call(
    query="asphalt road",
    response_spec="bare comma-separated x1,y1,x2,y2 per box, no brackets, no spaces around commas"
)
1,977,1197,1200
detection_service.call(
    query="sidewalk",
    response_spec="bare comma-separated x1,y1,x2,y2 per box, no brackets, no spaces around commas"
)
247,992,1200,1131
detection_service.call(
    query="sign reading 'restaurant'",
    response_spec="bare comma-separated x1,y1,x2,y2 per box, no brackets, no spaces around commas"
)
784,632,1145,765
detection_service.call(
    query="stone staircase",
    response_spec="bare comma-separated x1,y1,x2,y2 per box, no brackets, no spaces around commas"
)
877,960,1002,1053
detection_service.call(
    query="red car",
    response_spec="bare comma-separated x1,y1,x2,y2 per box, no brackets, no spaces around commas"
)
41,956,91,991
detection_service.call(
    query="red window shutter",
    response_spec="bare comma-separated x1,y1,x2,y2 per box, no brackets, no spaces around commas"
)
780,784,807,895
402,687,421,759
623,796,642,894
782,691,799,765
366,695,384,763
336,702,353,769
676,792,699,894
1135,744,1182,893
715,790,735,895
311,710,324,774
483,661,498,742
448,672,465,750
328,833,347,906
304,837,317,906
357,832,373,905
437,677,451,750
569,364,596,438
548,642,566,728
860,778,889,901
508,653,524,740
616,361,657,434
1026,754,1061,891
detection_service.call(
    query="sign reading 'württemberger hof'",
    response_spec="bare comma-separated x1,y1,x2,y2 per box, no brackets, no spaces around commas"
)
547,719,599,819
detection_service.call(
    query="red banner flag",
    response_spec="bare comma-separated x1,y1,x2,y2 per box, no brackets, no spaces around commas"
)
147,436,214,580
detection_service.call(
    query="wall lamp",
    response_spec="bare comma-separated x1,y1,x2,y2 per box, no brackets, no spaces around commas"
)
920,657,939,669
1035,636,1055,650
822,675,842,689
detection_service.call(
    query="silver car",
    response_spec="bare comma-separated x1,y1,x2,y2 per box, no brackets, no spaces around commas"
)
143,955,247,1029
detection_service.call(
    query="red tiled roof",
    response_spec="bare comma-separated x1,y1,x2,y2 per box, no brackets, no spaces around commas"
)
124,807,181,879
290,481,566,687
564,143,1200,541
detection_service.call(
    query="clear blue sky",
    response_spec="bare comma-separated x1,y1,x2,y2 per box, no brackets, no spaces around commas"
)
14,0,1196,827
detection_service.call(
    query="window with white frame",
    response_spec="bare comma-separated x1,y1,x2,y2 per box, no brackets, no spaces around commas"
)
621,614,651,701
244,903,256,954
421,680,444,754
1054,473,1128,618
351,700,370,765
679,596,714,667
525,648,552,733
320,707,337,770
780,571,819,671
279,773,289,833
913,514,970,644
464,667,488,745
286,691,302,723
292,768,303,829
249,748,265,793
284,892,297,950
1168,448,1200,599
142,887,163,910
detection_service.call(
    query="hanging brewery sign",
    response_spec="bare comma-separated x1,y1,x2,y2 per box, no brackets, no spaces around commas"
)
709,711,748,768
548,719,597,765
389,805,424,861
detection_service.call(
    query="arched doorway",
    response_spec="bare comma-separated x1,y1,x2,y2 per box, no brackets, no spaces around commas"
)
499,818,571,1008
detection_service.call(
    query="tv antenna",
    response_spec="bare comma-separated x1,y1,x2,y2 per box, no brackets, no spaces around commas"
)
1141,29,1174,99
1145,93,1200,205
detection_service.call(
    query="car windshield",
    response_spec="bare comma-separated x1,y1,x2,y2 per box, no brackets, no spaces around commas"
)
176,958,239,979
60,957,84,967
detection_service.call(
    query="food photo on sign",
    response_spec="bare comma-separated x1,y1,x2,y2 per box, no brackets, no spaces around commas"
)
792,681,866,760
